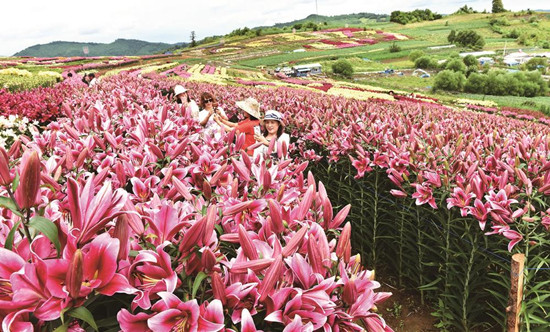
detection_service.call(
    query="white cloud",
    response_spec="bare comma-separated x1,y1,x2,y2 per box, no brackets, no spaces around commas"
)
0,0,545,56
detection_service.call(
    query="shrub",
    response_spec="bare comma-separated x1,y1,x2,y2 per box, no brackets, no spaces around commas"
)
390,9,442,24
504,29,520,39
433,70,466,91
448,30,456,43
467,70,548,97
454,30,485,50
445,58,467,74
389,42,402,53
332,59,354,78
415,56,438,69
462,55,478,67
524,57,548,71
465,72,487,93
409,50,425,62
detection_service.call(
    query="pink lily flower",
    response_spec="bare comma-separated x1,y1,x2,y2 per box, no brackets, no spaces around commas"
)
128,243,179,310
411,183,437,209
147,292,199,332
226,282,260,323
485,226,523,252
446,187,476,217
240,308,263,332
197,300,225,332
468,199,490,230
283,315,314,332
66,177,127,245
117,309,153,332
148,203,186,245
350,156,372,179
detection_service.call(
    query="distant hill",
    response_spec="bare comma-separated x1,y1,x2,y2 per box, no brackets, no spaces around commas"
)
14,39,186,57
262,12,389,29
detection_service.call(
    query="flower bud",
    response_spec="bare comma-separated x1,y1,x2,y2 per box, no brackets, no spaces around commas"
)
0,147,11,186
15,150,41,209
66,249,84,299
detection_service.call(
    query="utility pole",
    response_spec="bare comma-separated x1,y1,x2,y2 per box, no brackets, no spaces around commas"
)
315,0,318,15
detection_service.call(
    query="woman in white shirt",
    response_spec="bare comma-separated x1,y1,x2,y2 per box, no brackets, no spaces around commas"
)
174,85,199,119
253,110,290,160
198,92,228,139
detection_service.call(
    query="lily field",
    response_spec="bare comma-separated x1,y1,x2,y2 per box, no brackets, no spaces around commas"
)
0,13,550,331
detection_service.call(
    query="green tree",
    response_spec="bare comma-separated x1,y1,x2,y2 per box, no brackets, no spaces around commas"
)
454,30,485,50
409,50,425,62
492,0,506,13
445,58,467,74
190,31,196,47
433,70,466,91
464,73,487,93
414,56,437,69
448,30,456,43
332,59,354,78
462,55,478,67
525,57,547,71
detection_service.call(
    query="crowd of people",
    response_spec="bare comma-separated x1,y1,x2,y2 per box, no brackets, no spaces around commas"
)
173,84,290,160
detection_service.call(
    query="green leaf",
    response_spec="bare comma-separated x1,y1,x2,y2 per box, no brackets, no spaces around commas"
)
418,277,442,291
12,171,19,191
0,196,23,217
52,322,70,332
192,271,208,299
28,216,61,255
67,307,98,331
5,221,21,250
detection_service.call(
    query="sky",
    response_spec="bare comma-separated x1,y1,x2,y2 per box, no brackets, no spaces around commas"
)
0,0,546,56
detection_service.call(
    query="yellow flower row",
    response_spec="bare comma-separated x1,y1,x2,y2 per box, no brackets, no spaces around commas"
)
326,87,394,101
455,98,497,107
0,68,33,76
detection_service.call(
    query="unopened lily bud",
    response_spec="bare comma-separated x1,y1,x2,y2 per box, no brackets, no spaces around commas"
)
201,248,217,272
211,272,226,305
114,215,130,260
282,226,308,258
238,225,258,260
258,255,283,302
66,249,84,299
15,150,41,209
0,147,11,186
336,222,351,263
8,139,21,158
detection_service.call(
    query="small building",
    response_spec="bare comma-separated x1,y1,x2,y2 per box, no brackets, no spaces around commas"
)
478,57,494,65
280,67,294,76
291,63,322,77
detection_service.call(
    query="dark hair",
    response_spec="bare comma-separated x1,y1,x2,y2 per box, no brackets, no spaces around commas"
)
262,120,284,138
88,73,95,79
199,92,215,109
249,115,258,121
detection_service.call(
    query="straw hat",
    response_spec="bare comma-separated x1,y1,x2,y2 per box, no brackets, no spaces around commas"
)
236,97,261,119
263,110,284,123
174,85,188,96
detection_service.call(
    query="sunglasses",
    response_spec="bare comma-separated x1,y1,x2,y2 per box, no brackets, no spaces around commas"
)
204,98,213,103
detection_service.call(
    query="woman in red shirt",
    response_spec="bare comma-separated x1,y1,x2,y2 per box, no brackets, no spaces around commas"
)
215,97,261,155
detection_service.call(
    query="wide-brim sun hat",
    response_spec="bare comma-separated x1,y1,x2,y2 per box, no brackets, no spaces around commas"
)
174,85,188,96
236,97,261,119
263,110,284,124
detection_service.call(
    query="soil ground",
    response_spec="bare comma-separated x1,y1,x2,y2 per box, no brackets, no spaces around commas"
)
376,274,438,332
